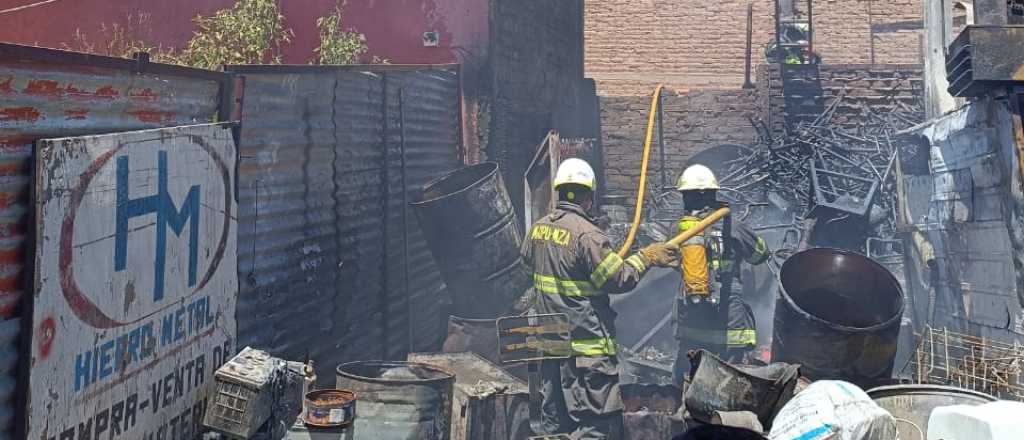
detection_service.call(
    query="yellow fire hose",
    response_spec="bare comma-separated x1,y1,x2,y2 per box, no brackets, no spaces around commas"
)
616,85,664,257
615,84,729,256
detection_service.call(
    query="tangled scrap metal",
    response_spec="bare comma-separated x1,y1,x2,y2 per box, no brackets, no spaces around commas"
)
715,88,926,253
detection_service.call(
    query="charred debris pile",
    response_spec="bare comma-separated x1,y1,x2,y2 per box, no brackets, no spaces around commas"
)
607,89,926,258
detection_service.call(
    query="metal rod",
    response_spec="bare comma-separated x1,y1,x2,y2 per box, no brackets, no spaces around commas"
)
399,87,412,355
744,2,755,89
807,0,814,55
775,0,782,50
868,0,876,64
380,72,391,360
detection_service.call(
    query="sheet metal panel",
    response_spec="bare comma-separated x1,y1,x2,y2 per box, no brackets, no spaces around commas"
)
29,123,238,439
235,70,383,381
233,65,459,376
908,99,1024,340
0,43,226,439
384,70,460,357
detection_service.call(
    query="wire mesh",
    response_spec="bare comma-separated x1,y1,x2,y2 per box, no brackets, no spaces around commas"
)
902,326,1024,401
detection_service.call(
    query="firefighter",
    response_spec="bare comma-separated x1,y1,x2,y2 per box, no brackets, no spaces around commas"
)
673,164,771,384
521,158,681,439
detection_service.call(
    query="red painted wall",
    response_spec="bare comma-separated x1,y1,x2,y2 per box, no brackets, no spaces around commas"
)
0,0,488,64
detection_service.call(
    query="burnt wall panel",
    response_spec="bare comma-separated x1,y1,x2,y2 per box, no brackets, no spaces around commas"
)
383,70,461,357
235,70,383,382
488,0,588,231
902,97,1024,343
0,44,226,438
233,65,460,377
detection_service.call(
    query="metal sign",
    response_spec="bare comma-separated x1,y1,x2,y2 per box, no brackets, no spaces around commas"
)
28,123,238,440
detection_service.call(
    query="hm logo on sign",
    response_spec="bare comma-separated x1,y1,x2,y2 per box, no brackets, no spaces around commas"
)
115,150,200,302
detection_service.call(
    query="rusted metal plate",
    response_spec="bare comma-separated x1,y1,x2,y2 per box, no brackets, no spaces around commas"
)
0,47,223,320
0,43,228,439
28,123,238,439
229,65,460,380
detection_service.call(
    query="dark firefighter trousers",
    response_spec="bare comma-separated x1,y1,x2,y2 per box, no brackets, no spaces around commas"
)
540,355,623,440
673,295,757,385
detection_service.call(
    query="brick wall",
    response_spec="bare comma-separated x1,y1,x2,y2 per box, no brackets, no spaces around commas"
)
814,0,923,65
585,0,777,95
601,89,762,200
585,0,924,95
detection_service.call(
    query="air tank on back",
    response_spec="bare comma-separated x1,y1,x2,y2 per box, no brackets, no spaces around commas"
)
772,248,904,388
411,163,530,319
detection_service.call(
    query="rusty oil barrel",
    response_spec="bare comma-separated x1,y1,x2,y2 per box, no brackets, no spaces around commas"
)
411,163,529,319
772,248,904,388
336,361,455,440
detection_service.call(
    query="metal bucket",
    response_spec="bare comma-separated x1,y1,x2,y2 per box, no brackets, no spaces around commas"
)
683,350,800,429
867,384,996,440
772,248,904,388
336,361,455,440
412,163,530,319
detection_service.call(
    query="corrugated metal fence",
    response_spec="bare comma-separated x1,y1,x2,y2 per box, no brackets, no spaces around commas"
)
0,43,230,439
1,45,462,429
228,65,460,382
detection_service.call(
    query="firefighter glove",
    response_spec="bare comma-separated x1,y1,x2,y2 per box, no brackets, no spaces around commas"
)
639,242,681,267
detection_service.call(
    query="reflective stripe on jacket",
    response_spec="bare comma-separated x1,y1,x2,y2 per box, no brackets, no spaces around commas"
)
521,202,647,357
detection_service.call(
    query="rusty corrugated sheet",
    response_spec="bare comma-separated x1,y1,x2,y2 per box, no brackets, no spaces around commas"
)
383,69,461,357
231,65,460,376
0,43,227,438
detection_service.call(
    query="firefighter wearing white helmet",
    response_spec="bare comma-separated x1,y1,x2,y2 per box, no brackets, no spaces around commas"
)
672,164,770,385
521,158,680,439
676,164,720,191
553,157,596,191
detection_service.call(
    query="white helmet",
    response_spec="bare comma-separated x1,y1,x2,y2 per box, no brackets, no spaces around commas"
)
553,158,596,191
676,164,720,191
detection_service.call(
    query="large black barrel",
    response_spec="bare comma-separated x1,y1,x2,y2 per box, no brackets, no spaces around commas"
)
772,248,904,388
867,384,996,440
336,361,456,440
412,163,529,319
